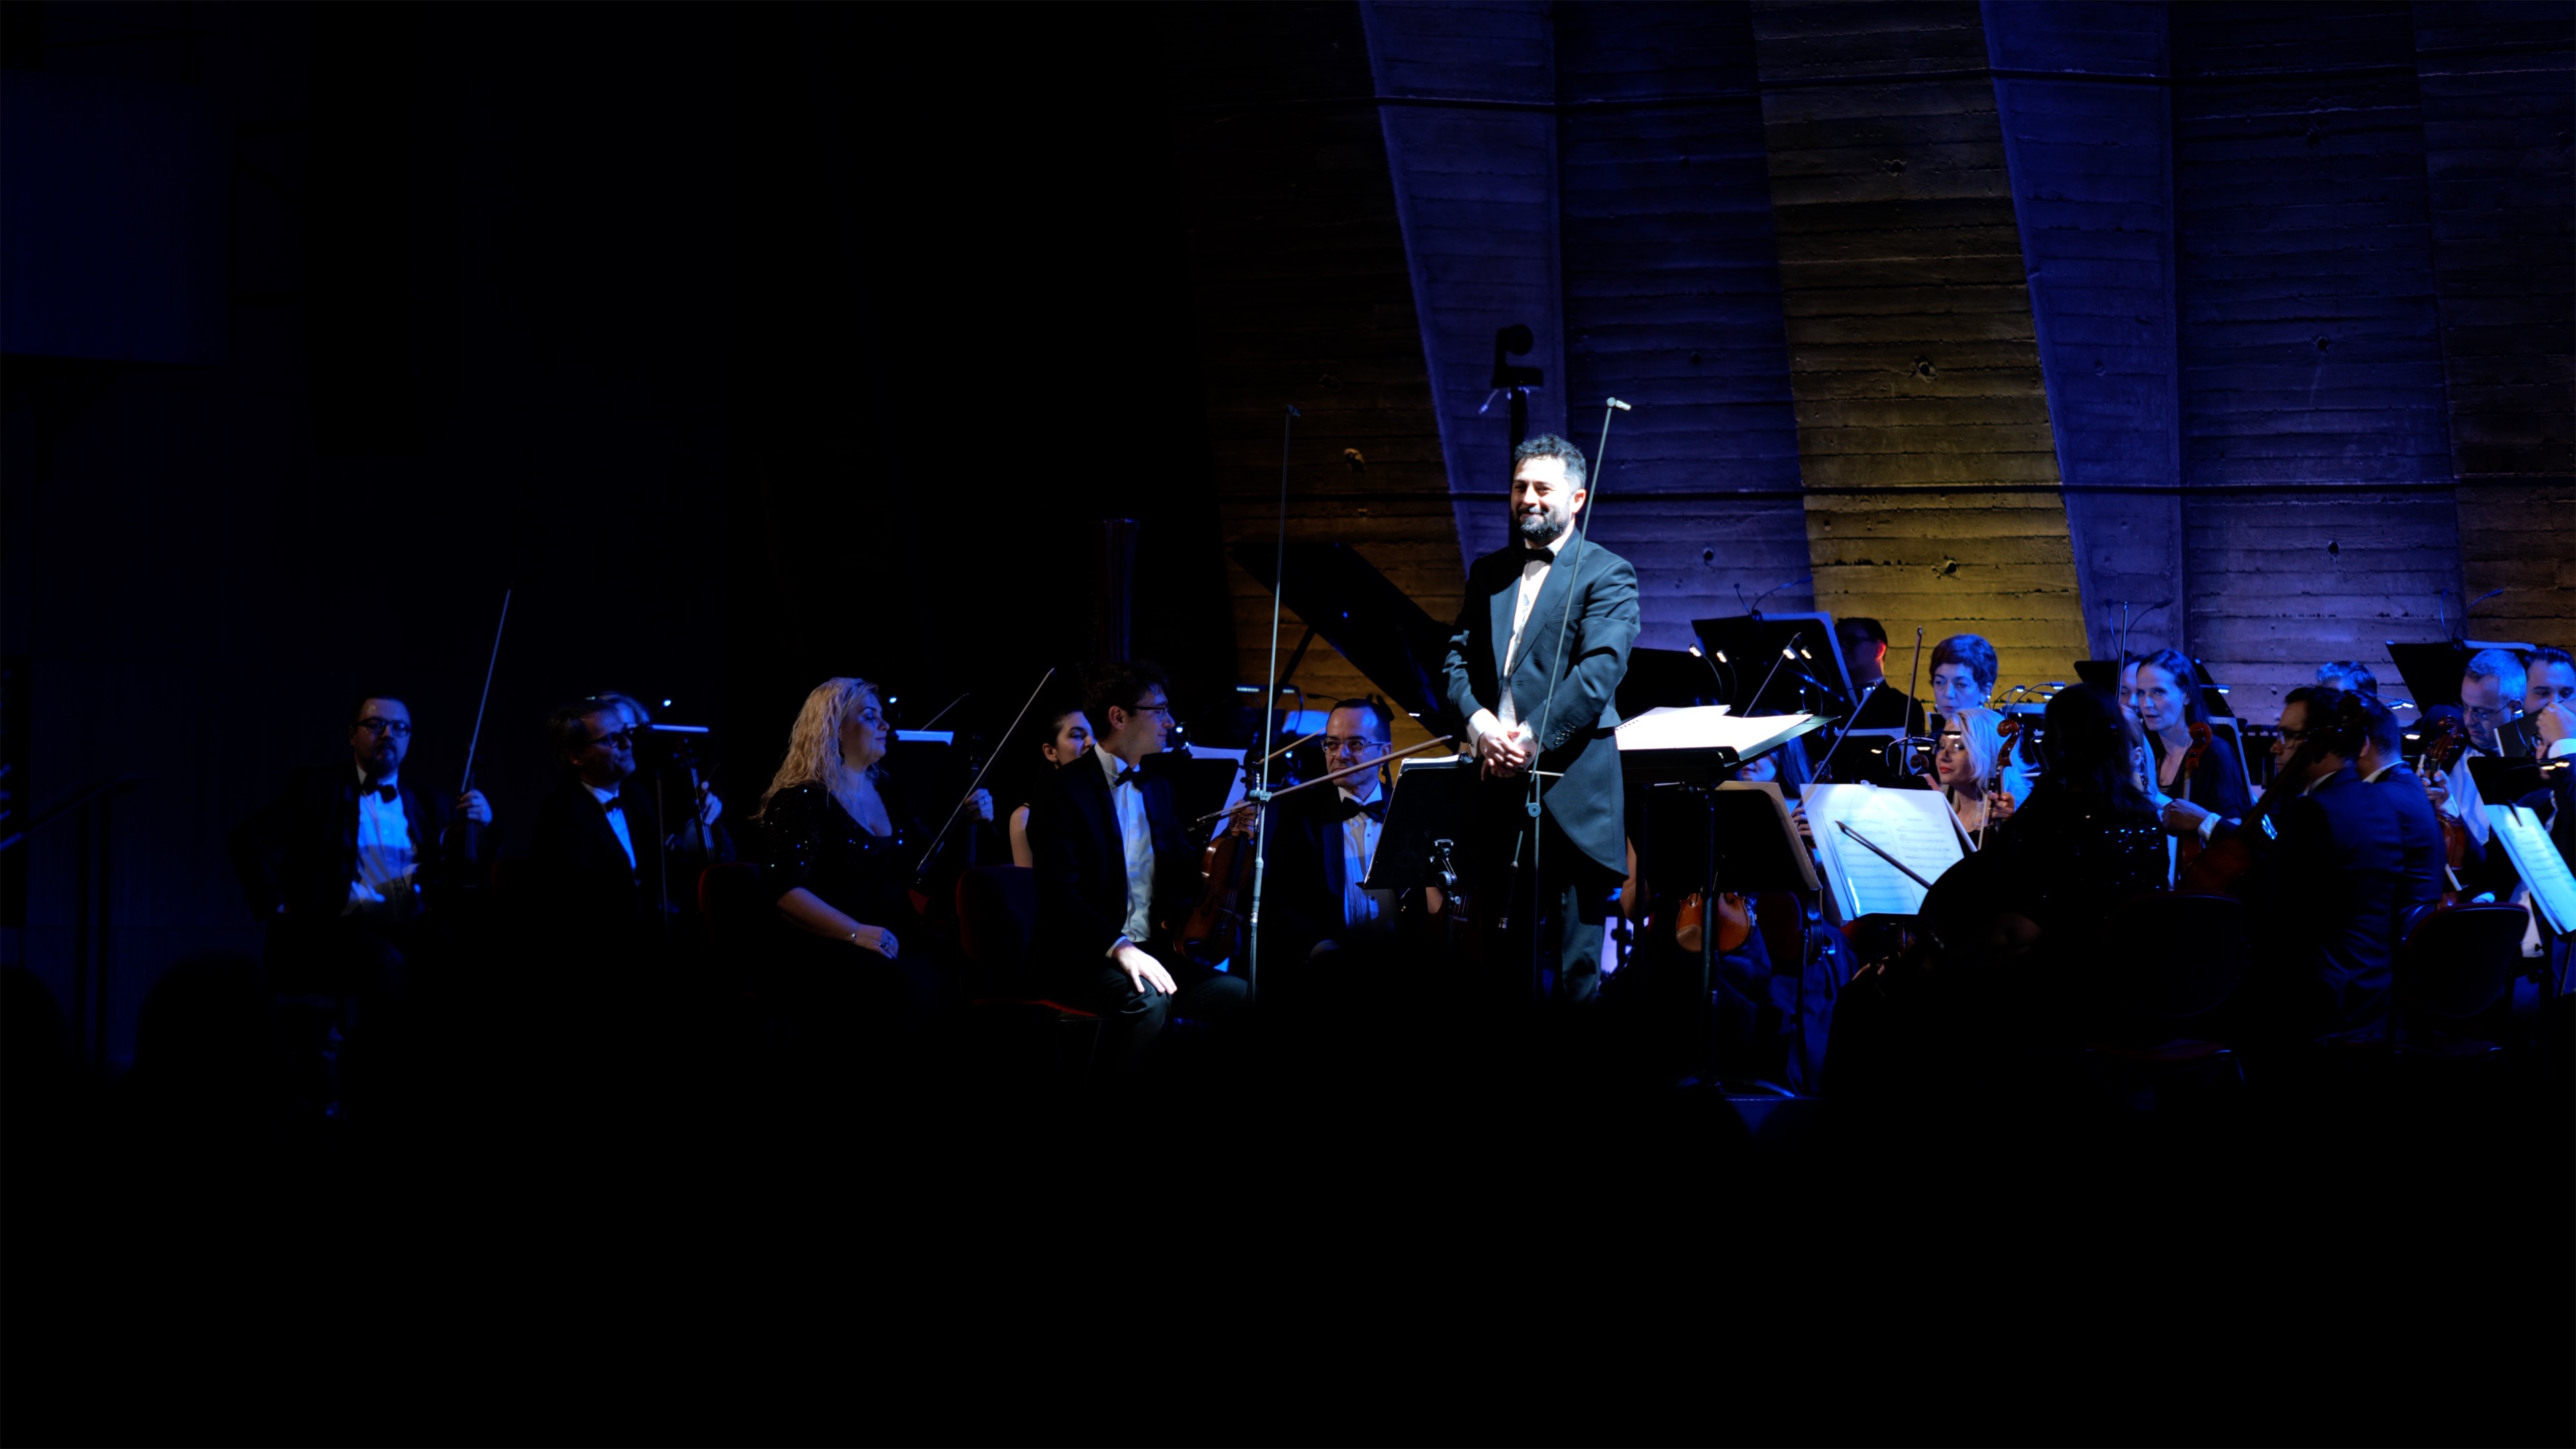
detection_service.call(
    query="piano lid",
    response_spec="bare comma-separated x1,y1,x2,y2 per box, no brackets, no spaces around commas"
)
1230,540,1463,737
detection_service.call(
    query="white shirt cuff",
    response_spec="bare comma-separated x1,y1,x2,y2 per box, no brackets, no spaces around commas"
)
2548,739,2576,759
1468,709,1503,747
1107,935,1132,959
2198,814,2219,843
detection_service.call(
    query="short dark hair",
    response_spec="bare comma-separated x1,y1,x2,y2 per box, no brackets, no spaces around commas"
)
2528,645,2574,676
350,693,409,725
1838,617,1888,648
2314,661,2377,694
2354,692,2404,759
2286,684,2363,759
1929,634,1998,692
1511,433,1587,492
1329,698,1395,740
2040,682,2155,820
1083,660,1169,731
2133,647,2209,726
547,698,625,759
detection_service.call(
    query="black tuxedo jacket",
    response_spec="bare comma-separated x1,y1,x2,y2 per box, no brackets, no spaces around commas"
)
230,762,486,918
1253,784,1379,963
1027,752,1200,970
2369,763,2447,930
528,772,734,922
2248,766,2406,1039
1441,537,1642,875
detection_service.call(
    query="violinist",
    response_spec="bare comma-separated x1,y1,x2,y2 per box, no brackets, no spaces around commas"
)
1026,661,1247,1068
1925,706,2017,845
528,696,734,942
2133,649,2254,847
1252,699,1402,970
2314,661,2378,695
755,678,985,1055
1833,616,1930,735
229,693,496,1006
2522,645,2576,760
1006,702,1093,870
2423,648,2533,861
1929,633,2037,813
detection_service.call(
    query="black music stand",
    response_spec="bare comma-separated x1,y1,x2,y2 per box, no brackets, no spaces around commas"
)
1618,645,1723,718
1366,756,1477,957
1690,612,1854,718
2387,640,2475,712
1150,753,1244,843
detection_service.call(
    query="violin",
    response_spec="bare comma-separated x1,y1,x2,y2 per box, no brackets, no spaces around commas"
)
1673,890,1753,955
2419,712,2475,906
2171,718,2216,870
1173,734,1312,968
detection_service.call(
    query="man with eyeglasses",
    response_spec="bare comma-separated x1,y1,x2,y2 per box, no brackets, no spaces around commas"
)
2424,649,2536,865
1254,698,1410,973
529,696,733,938
1028,659,1247,1071
229,694,496,1002
2236,686,2409,1043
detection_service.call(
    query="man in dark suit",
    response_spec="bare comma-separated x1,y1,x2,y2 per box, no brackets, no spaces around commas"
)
1440,433,1641,1004
1028,661,1248,1069
1254,698,1407,977
2353,692,2448,933
229,693,495,1000
2243,687,2408,1043
527,694,733,944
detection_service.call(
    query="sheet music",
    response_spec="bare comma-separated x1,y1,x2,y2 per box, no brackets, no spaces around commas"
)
1193,747,1250,815
2491,804,2576,934
1616,705,1812,757
1800,782,1963,920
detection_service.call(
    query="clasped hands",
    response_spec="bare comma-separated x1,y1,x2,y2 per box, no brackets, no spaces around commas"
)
1477,722,1538,780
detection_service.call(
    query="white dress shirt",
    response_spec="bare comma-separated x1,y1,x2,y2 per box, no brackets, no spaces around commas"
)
346,767,423,922
2441,745,2493,847
1332,782,1391,933
586,780,639,869
1100,747,1155,952
1476,531,1572,745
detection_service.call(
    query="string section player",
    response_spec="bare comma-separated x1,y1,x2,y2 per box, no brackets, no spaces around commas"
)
1442,433,1641,1005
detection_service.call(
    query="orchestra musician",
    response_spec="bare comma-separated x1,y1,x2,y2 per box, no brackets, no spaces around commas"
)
2132,648,2255,847
527,696,734,941
755,678,983,1056
2314,660,2378,695
2423,649,2536,888
1006,701,1094,871
2522,645,2576,759
1253,698,1403,971
1440,433,1642,1005
2237,686,2409,1044
2351,692,2447,930
1026,661,1248,1069
1929,633,2037,809
1833,616,1931,737
2117,655,2142,725
1926,706,2017,844
229,693,496,1006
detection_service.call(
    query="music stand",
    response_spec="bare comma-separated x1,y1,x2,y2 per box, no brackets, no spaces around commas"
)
2074,659,2122,691
1690,613,1854,718
1638,780,1819,1011
1149,752,1242,842
2387,641,2475,712
1618,645,1723,719
1367,755,1474,895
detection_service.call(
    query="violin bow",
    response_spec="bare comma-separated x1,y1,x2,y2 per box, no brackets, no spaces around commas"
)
914,666,1052,881
1192,735,1458,824
460,588,512,798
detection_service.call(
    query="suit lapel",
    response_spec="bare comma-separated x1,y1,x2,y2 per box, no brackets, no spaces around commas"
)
1489,553,1515,679
1517,549,1576,682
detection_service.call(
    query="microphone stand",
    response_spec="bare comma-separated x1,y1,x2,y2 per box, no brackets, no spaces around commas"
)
1243,404,1300,1002
1522,396,1630,1001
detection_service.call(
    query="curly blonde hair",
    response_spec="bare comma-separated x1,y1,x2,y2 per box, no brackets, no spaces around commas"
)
756,677,881,820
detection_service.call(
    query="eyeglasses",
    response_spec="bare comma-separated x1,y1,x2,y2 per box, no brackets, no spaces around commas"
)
355,718,412,737
2278,727,2314,743
1324,736,1387,755
583,729,636,750
2465,704,2508,722
1129,703,1175,718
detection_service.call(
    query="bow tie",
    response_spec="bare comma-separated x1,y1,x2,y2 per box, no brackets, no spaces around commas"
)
1336,795,1387,824
1114,767,1142,788
600,795,624,813
370,784,398,804
1521,546,1556,568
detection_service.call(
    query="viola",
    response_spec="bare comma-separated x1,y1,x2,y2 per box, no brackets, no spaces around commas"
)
2418,712,2475,906
1176,802,1257,968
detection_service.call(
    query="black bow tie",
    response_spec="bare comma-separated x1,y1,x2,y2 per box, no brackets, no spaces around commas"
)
600,795,623,813
1336,795,1387,824
1521,546,1556,567
371,784,398,804
1114,767,1143,789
